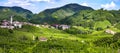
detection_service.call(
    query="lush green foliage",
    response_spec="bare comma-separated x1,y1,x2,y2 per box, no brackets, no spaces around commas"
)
0,6,33,22
94,20,111,29
0,4,120,27
30,3,93,24
0,3,120,53
64,9,119,29
115,23,120,30
30,5,120,27
16,25,39,32
0,25,119,53
94,33,120,49
65,27,92,34
0,28,13,36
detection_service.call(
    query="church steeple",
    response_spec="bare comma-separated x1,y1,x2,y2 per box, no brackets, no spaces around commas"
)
10,15,13,24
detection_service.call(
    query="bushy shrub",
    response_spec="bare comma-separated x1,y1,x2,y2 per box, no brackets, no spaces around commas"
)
19,35,28,41
0,28,11,36
8,29,14,33
17,25,39,32
93,37,113,46
113,33,120,41
94,35,120,49
65,27,92,34
96,27,103,31
115,23,120,30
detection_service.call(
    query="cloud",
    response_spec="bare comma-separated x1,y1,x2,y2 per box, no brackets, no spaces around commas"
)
101,1,116,9
4,0,34,6
2,0,58,13
30,0,55,3
3,0,56,7
81,3,88,6
31,0,51,2
3,0,39,13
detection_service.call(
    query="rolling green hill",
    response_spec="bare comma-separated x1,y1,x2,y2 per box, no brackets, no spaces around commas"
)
0,6,33,22
0,3,120,53
63,9,120,30
0,24,119,53
30,3,94,24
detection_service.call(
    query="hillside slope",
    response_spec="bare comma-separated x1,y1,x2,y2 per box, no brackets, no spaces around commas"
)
0,6,33,22
0,25,119,53
30,3,94,24
63,9,120,29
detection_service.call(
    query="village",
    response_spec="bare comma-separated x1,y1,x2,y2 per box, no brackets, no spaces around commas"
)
0,16,116,52
0,16,117,35
0,16,70,30
0,16,72,41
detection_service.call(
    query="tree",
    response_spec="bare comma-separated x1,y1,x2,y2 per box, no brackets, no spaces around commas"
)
113,33,120,41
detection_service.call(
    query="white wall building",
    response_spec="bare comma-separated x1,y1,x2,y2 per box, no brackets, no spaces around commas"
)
0,16,23,29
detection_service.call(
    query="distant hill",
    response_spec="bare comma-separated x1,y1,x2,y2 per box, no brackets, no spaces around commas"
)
0,6,33,22
30,3,94,24
0,3,120,30
63,9,120,29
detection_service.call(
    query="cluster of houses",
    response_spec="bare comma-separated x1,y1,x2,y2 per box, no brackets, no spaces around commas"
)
0,16,40,29
0,16,70,30
0,16,22,29
50,24,70,30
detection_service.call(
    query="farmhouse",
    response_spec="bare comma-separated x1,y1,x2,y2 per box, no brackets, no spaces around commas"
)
59,25,70,30
51,24,59,29
13,21,22,28
39,37,48,41
51,24,70,30
105,29,116,35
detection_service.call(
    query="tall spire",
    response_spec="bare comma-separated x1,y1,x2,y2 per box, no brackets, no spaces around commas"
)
10,15,13,24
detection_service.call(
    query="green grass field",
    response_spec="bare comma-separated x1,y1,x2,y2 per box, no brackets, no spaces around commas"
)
0,25,119,53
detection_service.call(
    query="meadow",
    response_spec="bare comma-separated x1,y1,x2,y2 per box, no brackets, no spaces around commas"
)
0,25,119,53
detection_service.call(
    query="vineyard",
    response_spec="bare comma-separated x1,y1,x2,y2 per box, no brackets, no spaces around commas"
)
0,25,120,53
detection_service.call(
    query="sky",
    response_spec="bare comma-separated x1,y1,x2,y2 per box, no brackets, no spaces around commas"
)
0,0,120,13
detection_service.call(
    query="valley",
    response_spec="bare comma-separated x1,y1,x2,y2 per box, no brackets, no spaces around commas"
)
0,3,120,53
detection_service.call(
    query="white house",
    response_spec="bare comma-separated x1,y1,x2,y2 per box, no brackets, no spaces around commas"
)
13,21,22,28
0,16,23,29
39,37,48,41
105,29,116,35
59,25,70,30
